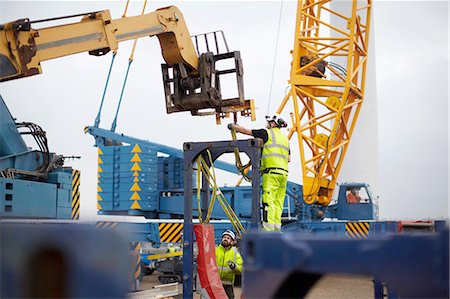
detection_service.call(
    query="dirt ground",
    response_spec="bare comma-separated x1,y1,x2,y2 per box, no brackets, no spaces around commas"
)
130,272,374,298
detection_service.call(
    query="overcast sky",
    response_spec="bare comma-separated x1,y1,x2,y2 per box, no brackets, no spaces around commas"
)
0,1,448,220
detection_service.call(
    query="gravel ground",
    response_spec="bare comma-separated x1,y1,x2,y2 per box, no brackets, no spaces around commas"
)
306,274,373,299
132,272,374,298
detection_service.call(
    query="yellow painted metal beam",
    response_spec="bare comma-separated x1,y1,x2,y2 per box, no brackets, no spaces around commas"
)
0,6,198,82
147,251,183,260
276,0,371,206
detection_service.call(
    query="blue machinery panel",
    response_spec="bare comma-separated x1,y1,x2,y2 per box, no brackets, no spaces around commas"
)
1,222,131,298
282,220,400,238
1,95,79,220
0,169,78,219
97,144,159,215
94,220,161,245
182,139,263,298
243,228,449,299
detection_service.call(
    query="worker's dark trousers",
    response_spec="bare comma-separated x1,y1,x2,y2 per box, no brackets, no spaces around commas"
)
223,284,234,299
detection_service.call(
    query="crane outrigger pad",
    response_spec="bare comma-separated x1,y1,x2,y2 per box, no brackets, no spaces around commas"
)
194,224,228,299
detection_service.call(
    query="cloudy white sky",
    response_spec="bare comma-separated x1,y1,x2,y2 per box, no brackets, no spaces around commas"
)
0,1,448,220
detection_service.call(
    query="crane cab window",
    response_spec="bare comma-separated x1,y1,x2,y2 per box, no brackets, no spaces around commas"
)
346,187,370,204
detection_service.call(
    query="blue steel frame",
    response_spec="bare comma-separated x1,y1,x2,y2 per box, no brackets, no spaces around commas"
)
243,228,449,299
182,139,262,298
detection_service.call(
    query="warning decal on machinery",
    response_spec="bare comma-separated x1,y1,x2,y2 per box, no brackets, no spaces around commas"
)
159,223,183,243
345,222,370,239
71,169,81,220
129,144,142,210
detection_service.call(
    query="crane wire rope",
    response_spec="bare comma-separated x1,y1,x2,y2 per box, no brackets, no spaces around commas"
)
196,150,245,238
230,128,252,184
110,0,148,132
94,53,116,128
266,0,284,115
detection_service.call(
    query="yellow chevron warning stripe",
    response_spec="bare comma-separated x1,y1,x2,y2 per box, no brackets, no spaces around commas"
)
98,156,103,164
133,171,139,177
131,153,141,162
133,177,139,183
130,182,141,191
131,163,141,171
130,201,141,210
97,184,103,192
98,147,104,155
130,191,141,200
71,169,81,220
159,223,183,243
98,165,103,173
97,202,103,210
345,222,370,239
131,144,142,153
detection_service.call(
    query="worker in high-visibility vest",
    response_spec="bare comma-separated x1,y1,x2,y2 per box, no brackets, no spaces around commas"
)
228,114,290,231
215,230,243,299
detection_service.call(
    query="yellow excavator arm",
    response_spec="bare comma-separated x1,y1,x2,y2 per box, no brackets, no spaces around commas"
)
0,6,197,81
0,6,253,120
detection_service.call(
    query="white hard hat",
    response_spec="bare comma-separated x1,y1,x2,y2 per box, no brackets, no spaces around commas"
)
222,229,236,241
265,114,287,128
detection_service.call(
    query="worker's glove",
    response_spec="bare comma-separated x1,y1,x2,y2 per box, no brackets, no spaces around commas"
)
226,260,236,270
227,123,234,130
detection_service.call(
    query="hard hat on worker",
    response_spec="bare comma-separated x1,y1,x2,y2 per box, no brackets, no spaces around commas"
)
265,114,288,128
222,229,236,241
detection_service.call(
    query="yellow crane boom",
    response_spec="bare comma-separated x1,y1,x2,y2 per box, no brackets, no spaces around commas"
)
0,5,253,120
276,0,372,206
0,6,197,82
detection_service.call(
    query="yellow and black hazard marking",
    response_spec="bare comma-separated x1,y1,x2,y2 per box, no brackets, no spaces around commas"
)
129,242,141,281
159,223,183,243
95,221,119,229
345,222,370,239
71,169,81,220
97,147,103,211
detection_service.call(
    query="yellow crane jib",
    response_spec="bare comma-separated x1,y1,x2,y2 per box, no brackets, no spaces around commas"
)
0,6,254,122
0,7,195,81
276,0,372,206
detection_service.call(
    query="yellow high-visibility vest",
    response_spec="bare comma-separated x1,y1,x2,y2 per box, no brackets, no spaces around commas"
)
215,245,243,284
261,128,289,172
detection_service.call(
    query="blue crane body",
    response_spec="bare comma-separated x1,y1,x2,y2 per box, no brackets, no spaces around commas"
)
86,126,383,238
0,100,384,237
0,95,79,220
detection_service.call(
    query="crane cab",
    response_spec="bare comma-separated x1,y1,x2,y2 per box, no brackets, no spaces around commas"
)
333,182,379,221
